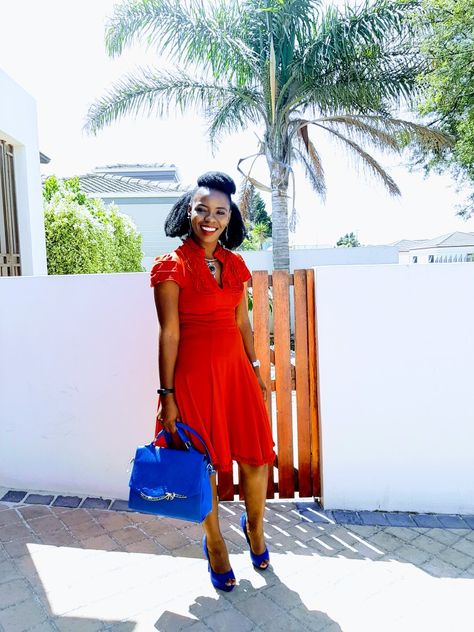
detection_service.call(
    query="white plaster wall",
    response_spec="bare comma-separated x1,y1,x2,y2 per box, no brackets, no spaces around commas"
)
315,263,474,514
241,245,397,272
2,264,473,512
0,273,157,499
0,68,46,275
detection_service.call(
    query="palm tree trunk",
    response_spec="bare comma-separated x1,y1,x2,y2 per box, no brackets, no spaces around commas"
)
271,187,290,270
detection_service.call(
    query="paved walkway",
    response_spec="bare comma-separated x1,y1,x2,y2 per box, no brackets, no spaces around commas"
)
0,492,473,632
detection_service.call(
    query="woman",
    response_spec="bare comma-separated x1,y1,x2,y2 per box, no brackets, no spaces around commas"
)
150,172,275,591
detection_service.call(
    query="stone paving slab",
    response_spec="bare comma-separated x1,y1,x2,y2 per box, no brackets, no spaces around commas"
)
0,494,473,631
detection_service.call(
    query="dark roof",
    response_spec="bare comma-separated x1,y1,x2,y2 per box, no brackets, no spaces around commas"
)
76,173,186,195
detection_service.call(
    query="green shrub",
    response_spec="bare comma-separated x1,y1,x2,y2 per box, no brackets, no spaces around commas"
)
43,176,144,275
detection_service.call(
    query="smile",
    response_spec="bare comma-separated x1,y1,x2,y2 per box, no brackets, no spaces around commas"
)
201,226,218,233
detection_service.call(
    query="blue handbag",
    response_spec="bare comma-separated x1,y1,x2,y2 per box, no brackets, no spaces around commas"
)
128,422,215,523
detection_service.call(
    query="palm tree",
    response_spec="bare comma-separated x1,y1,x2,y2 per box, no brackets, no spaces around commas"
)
85,0,450,270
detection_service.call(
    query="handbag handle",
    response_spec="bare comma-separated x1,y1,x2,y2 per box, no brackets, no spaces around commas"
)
152,422,214,466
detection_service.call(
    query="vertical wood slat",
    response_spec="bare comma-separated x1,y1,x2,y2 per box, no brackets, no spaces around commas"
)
217,470,234,501
306,269,321,497
252,271,275,498
294,270,312,497
273,270,294,498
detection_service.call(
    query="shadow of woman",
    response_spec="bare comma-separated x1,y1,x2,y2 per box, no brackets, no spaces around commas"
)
154,569,342,631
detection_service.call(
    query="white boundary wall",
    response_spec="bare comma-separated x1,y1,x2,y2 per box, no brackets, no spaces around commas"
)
0,68,47,275
2,263,474,512
315,263,474,514
0,273,157,499
240,245,398,271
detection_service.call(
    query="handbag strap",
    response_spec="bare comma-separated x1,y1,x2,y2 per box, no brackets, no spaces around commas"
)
152,422,213,466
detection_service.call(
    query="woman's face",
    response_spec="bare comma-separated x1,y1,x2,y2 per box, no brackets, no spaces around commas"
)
188,187,231,246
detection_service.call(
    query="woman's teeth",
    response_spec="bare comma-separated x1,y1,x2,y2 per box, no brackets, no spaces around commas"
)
201,226,217,233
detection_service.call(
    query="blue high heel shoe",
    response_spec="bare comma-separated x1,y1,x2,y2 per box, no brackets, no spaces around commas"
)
202,536,236,592
240,512,270,570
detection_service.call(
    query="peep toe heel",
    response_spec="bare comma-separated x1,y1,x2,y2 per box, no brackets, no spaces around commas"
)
202,536,235,592
240,512,270,570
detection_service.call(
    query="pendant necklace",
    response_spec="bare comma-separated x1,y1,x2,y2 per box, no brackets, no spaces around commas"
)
205,258,217,277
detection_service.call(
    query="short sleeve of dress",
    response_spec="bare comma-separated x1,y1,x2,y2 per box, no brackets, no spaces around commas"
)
233,253,252,283
150,254,184,288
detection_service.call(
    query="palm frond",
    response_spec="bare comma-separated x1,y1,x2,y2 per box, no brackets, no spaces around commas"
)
207,86,264,147
105,0,258,82
354,115,455,152
292,123,327,199
293,146,327,201
314,122,401,196
237,179,254,222
291,0,425,115
311,115,401,153
85,69,240,135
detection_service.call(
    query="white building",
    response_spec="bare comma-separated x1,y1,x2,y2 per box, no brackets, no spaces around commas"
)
394,232,474,265
76,164,186,270
0,68,47,276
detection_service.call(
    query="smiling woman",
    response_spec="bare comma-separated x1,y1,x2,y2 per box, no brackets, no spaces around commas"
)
149,171,275,592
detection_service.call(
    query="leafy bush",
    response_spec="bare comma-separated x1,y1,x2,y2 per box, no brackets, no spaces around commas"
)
43,176,144,275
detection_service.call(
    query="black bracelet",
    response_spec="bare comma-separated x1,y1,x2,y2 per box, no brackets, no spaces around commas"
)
157,387,175,396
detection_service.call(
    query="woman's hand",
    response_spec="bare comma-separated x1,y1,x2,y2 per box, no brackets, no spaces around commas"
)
157,395,180,434
256,374,267,402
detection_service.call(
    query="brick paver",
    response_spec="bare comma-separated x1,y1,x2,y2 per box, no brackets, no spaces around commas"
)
0,498,472,631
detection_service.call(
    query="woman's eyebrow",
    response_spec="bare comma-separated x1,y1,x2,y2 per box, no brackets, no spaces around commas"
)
196,203,229,211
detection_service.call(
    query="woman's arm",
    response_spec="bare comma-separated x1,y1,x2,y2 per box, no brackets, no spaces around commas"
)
235,282,267,401
154,281,181,433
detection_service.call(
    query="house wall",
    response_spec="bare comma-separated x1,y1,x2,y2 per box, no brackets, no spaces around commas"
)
406,246,474,264
316,262,474,513
1,263,473,513
0,69,47,275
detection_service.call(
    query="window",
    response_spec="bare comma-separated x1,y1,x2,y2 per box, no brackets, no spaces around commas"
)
428,255,434,263
467,253,474,263
0,140,20,276
412,256,418,263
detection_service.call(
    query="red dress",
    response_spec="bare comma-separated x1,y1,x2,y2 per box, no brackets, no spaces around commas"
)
150,237,275,472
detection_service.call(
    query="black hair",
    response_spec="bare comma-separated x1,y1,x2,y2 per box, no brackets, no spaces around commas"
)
164,171,247,249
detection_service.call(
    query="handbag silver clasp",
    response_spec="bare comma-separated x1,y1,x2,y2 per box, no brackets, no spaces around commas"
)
139,491,187,502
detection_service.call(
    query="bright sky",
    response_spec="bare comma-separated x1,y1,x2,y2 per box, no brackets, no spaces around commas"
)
1,0,473,247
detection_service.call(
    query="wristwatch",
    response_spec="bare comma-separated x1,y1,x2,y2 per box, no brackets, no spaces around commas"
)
252,359,261,368
157,387,175,396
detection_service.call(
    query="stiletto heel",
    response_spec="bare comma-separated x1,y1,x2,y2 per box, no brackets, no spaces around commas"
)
202,536,235,592
240,512,270,570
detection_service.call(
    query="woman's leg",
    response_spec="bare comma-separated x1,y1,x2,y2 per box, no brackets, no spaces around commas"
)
238,463,269,568
202,474,236,586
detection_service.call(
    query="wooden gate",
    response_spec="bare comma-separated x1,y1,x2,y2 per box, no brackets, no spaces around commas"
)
217,269,320,500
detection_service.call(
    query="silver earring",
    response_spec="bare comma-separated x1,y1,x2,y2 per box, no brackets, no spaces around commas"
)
187,215,192,236
224,226,229,242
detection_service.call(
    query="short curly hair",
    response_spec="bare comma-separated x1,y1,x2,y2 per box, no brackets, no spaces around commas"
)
164,171,247,249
